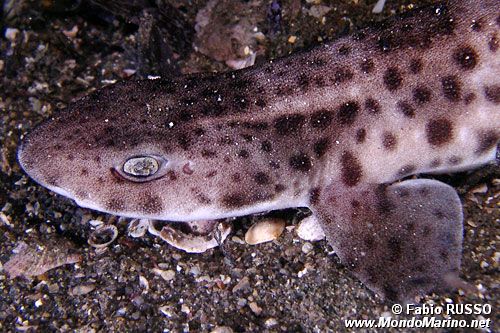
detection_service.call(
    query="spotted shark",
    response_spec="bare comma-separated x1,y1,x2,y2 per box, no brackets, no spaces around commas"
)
18,0,499,302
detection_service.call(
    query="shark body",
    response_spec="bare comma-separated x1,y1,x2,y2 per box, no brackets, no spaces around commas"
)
18,0,500,301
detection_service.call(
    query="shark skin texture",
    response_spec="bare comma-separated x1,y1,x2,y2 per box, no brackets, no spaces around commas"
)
18,0,499,302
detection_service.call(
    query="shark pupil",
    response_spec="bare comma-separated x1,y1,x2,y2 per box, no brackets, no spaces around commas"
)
123,156,159,177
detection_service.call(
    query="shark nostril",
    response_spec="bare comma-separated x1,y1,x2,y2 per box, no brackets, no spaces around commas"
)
123,156,160,177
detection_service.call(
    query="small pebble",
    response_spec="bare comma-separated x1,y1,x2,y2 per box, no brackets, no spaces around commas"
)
211,326,233,333
301,242,314,254
153,268,175,281
232,276,250,293
264,318,278,328
5,27,19,42
159,305,174,318
296,215,325,241
245,218,285,245
181,304,190,314
70,284,95,296
471,183,488,194
139,275,149,292
249,302,262,315
62,25,78,38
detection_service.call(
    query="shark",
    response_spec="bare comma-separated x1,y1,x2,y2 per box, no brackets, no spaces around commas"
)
17,0,499,302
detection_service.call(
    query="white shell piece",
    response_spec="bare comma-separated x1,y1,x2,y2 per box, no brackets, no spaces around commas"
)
296,215,325,241
88,225,118,248
244,218,286,245
128,218,150,238
159,221,231,253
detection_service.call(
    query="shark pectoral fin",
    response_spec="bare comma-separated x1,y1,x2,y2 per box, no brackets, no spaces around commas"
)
310,179,463,302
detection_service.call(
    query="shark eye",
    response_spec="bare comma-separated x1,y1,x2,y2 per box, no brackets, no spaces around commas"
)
114,155,168,182
123,156,159,177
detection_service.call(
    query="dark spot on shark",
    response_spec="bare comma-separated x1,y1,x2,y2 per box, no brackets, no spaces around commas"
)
360,58,374,74
232,77,252,90
309,187,321,205
310,57,327,67
238,150,250,158
269,161,280,169
338,44,351,55
275,184,286,193
397,101,415,118
313,138,330,158
201,105,223,117
232,173,241,183
441,75,461,101
397,164,416,177
365,98,380,114
476,130,498,155
409,58,423,74
484,85,500,104
205,170,217,178
261,140,272,152
220,135,233,145
489,34,498,52
413,86,432,104
356,128,366,143
430,159,441,168
310,110,333,129
254,172,270,185
337,101,359,125
141,193,163,214
234,94,249,109
453,45,477,70
470,19,482,31
426,118,453,146
383,284,399,301
201,149,217,158
464,93,476,104
448,156,462,165
439,249,449,260
333,68,354,84
375,184,393,214
243,122,268,131
221,193,247,208
289,153,312,172
178,134,190,150
388,237,402,261
297,73,310,91
241,134,254,142
383,67,403,91
107,198,125,211
433,209,446,219
340,151,362,187
382,132,397,150
193,128,205,137
274,114,305,135
314,76,326,87
196,193,211,205
179,111,193,122
80,168,88,176
255,98,267,108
